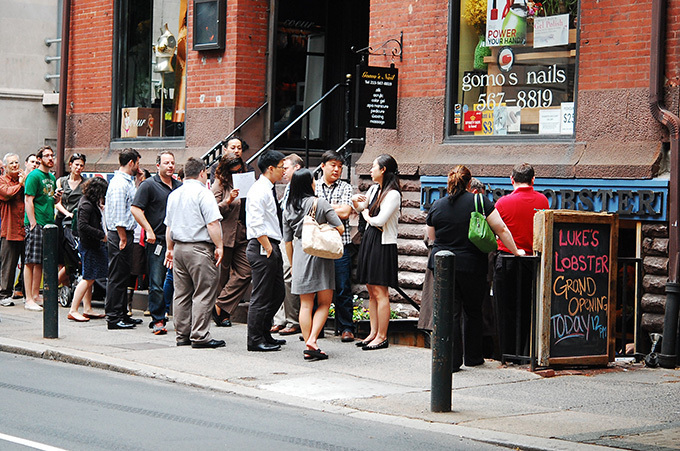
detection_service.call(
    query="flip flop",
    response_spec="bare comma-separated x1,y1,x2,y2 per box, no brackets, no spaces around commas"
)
303,348,328,360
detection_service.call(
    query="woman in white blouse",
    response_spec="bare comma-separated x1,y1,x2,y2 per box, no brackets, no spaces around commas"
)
352,154,401,351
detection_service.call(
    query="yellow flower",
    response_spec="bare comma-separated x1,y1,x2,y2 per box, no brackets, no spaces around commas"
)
462,0,488,36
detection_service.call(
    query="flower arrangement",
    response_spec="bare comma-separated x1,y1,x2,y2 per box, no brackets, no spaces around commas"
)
462,0,488,36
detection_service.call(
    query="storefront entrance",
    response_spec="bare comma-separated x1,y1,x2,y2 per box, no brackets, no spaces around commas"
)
269,0,368,153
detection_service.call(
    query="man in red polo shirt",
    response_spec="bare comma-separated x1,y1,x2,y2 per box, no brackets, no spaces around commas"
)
493,163,549,359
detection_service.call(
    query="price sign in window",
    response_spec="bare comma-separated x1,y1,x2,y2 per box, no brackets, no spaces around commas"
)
452,1,578,137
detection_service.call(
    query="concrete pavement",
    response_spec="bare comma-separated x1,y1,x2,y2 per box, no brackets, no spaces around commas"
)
1,302,679,450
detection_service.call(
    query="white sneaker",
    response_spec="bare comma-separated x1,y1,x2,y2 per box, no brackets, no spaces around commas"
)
0,298,14,307
24,302,43,311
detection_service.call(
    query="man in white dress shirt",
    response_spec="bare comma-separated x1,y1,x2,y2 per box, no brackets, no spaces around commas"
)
164,158,224,348
245,150,287,352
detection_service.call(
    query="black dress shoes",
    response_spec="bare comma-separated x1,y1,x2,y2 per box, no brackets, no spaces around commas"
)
107,320,136,330
176,339,191,346
266,337,286,346
191,339,226,349
123,317,143,325
362,339,389,351
247,343,281,352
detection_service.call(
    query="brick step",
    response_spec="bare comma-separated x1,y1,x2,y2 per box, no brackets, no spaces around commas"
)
399,207,427,225
398,270,425,289
397,223,427,240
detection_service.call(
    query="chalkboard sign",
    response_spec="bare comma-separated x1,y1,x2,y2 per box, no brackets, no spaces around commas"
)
355,64,398,129
534,211,617,366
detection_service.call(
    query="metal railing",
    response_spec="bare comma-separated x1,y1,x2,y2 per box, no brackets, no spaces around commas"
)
201,101,268,169
246,82,348,167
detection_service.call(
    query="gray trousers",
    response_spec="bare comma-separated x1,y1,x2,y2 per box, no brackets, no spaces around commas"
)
0,238,23,298
215,222,251,316
173,242,219,344
273,240,300,327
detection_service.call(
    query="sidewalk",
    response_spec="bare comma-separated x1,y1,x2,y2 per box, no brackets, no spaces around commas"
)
1,303,679,451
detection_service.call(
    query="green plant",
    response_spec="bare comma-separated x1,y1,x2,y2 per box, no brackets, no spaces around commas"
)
328,296,401,322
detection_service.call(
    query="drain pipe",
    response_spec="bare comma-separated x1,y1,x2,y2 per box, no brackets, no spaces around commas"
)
55,0,71,178
650,0,680,368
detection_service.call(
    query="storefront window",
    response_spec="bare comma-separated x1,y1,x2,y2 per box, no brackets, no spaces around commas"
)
116,0,187,139
448,0,578,137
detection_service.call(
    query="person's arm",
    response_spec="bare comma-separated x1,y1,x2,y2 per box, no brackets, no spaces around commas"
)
331,183,353,221
78,201,105,242
320,199,345,235
427,225,436,242
487,209,525,256
212,180,238,215
116,226,128,250
25,195,36,229
55,179,70,217
164,225,174,269
285,241,294,267
0,177,22,201
363,190,400,227
206,219,224,267
130,205,156,244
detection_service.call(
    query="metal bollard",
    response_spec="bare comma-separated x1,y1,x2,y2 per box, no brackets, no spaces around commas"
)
42,224,59,338
659,282,680,368
431,250,455,412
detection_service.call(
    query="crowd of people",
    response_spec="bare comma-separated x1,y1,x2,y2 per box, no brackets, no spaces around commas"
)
0,141,547,366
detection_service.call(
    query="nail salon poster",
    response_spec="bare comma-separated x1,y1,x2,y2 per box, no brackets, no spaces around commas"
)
486,0,527,47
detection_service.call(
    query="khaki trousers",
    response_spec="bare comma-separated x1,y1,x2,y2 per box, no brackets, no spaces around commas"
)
173,242,219,344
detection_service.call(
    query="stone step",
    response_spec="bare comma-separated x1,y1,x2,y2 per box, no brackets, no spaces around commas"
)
397,238,429,256
398,270,425,289
351,285,423,306
397,223,427,240
400,207,427,225
398,255,428,272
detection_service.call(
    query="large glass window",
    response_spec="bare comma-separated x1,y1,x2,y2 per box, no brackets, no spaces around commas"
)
449,0,578,137
116,0,187,139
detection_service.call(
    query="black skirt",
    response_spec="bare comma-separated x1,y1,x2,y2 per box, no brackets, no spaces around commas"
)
356,225,398,287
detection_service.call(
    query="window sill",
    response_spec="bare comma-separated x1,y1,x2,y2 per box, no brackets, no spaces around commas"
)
110,138,186,150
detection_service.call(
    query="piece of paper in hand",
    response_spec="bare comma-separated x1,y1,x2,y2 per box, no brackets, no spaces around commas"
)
232,172,256,199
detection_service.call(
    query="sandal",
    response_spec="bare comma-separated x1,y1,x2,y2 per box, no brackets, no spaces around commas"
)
303,348,328,360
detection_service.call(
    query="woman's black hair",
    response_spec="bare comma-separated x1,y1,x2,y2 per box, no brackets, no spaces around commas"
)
287,168,315,211
214,151,244,186
369,154,401,216
69,153,86,164
82,176,108,205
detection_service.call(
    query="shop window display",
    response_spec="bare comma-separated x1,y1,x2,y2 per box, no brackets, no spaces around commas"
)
449,0,577,137
117,0,187,139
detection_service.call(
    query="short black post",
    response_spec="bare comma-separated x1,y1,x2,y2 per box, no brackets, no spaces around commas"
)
43,224,59,339
659,282,680,368
431,250,455,412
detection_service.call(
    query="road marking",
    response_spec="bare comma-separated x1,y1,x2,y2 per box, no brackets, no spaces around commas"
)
0,432,66,451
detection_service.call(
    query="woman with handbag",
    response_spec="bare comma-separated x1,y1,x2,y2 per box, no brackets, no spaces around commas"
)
351,154,402,351
283,169,343,360
425,165,523,371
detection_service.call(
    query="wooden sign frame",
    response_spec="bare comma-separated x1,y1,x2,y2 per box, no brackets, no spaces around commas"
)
533,210,618,367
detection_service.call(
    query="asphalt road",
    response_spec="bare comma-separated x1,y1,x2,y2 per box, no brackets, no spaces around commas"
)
0,353,502,451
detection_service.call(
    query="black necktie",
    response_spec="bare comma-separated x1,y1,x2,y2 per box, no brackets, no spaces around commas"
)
272,186,283,231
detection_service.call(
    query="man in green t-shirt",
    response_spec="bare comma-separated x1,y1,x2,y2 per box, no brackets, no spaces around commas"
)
23,146,60,311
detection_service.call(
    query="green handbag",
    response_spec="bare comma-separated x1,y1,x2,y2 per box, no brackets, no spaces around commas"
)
468,193,498,253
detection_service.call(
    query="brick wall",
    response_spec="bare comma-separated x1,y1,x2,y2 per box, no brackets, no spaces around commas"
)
68,0,114,115
368,0,449,99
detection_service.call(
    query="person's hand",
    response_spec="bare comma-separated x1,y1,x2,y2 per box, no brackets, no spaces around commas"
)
18,171,25,185
119,235,127,250
29,222,37,231
228,189,239,203
54,188,63,202
214,246,224,267
352,194,367,203
264,244,273,258
145,230,156,244
101,235,107,242
164,249,173,269
516,249,527,257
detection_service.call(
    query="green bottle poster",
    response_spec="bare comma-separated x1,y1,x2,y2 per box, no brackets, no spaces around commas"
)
486,0,527,47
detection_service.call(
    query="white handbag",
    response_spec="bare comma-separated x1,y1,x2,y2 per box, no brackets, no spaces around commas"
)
301,198,344,260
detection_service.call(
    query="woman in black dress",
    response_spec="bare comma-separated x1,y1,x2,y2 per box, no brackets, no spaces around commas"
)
352,154,402,351
67,177,108,322
426,165,523,371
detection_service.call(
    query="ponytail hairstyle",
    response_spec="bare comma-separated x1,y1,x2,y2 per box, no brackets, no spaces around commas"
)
447,165,472,204
369,154,401,217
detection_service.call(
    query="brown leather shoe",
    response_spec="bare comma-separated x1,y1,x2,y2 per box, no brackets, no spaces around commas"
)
270,324,284,333
279,325,301,335
341,330,355,342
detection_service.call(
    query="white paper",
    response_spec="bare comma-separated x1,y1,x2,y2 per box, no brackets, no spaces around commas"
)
232,172,256,199
560,102,575,135
533,14,570,49
507,106,521,133
539,109,561,135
